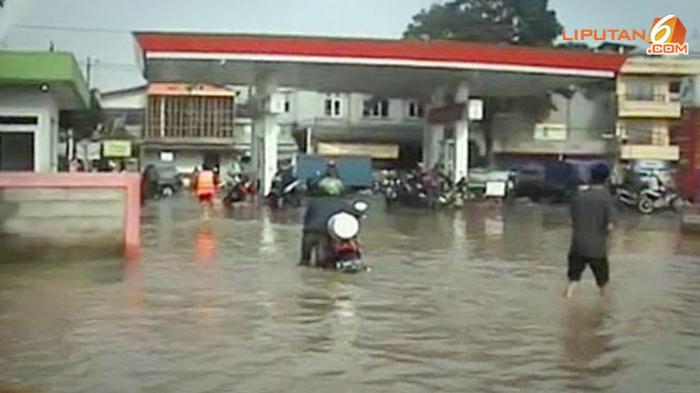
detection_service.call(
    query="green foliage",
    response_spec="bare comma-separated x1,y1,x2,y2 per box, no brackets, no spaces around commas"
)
556,41,591,51
404,0,562,46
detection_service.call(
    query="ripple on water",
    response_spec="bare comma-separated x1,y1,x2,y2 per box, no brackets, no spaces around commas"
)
1,199,700,392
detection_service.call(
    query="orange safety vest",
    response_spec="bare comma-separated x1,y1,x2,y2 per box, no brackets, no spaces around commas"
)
196,170,216,196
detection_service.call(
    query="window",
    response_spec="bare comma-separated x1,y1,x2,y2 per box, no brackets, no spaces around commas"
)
160,151,174,162
669,81,681,102
363,98,389,118
621,120,654,144
0,132,35,171
407,101,424,118
324,94,342,117
0,116,38,125
283,93,291,113
626,80,656,101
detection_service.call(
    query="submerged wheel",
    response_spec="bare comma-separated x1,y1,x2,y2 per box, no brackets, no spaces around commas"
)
638,197,655,214
671,197,684,213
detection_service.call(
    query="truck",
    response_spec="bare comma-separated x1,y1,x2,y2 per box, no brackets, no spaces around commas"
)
294,154,373,189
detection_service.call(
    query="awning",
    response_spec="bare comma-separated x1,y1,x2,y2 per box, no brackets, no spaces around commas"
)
0,51,90,109
134,32,627,99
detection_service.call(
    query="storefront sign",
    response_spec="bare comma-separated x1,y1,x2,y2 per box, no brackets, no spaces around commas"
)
103,140,132,158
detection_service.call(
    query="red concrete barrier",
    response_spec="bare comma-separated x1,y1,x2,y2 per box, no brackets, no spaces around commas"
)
0,172,141,256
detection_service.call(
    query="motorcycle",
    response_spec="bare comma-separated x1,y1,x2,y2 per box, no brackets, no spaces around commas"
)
381,170,459,209
637,186,684,214
310,199,370,273
379,172,400,207
616,183,642,210
267,177,302,208
436,177,467,207
222,174,254,206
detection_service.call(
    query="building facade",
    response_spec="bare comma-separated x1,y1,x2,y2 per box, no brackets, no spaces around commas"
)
0,51,89,172
281,91,425,164
491,87,617,161
616,56,700,162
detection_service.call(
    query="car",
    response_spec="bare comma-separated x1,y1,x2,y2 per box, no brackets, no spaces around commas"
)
156,164,183,196
145,163,182,197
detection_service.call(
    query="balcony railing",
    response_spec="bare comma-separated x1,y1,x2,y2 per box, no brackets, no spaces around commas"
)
617,96,681,119
622,93,668,102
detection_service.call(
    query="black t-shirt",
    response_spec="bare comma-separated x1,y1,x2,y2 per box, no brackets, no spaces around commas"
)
303,197,349,233
570,185,615,258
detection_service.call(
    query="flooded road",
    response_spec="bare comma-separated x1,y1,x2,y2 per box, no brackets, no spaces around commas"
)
2,195,700,392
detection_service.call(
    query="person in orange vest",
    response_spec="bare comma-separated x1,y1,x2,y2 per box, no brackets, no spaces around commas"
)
196,163,218,218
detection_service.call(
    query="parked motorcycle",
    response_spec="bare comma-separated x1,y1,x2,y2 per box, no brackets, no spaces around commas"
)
378,172,400,207
616,183,643,210
637,186,684,214
379,169,460,209
310,199,369,273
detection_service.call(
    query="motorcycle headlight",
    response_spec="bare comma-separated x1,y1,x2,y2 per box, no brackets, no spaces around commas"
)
327,212,360,240
353,200,369,213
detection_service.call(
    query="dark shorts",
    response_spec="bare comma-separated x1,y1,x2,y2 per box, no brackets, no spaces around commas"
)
198,193,214,202
568,253,609,287
300,231,324,265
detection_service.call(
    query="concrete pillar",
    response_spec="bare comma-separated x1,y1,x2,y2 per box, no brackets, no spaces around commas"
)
423,87,446,168
454,82,470,183
252,74,280,196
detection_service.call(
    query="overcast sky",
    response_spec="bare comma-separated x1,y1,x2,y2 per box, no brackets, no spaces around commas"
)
1,0,699,91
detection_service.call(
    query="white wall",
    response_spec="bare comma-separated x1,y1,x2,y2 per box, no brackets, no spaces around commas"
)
492,90,615,156
0,86,59,172
283,90,422,126
143,149,239,173
143,150,202,173
100,89,147,109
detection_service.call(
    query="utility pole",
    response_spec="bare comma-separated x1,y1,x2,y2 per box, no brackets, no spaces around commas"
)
86,57,93,89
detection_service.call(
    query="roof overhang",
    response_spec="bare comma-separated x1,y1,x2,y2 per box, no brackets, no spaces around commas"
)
134,33,627,98
0,51,90,109
620,56,700,76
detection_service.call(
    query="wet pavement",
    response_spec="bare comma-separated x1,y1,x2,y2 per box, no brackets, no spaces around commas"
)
1,195,700,392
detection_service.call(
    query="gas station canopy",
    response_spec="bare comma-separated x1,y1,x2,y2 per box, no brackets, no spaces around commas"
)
134,32,628,98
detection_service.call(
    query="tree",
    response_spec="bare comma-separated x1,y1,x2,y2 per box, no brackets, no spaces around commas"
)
404,0,562,46
556,41,590,51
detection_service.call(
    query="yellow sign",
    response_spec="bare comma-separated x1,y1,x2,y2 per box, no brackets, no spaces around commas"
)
103,140,132,157
317,142,399,159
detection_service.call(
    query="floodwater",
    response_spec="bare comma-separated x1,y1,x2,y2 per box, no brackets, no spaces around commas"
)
2,195,700,393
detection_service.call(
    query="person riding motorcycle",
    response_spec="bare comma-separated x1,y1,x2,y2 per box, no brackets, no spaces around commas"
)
271,161,296,192
308,160,344,196
267,161,300,207
299,172,347,266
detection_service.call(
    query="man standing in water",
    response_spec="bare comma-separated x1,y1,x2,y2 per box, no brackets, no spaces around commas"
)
566,163,615,299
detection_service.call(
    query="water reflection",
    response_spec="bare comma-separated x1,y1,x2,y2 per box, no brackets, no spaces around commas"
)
1,196,700,392
560,302,612,365
194,224,217,266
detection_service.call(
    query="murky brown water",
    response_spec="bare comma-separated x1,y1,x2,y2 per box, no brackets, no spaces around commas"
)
2,195,700,392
